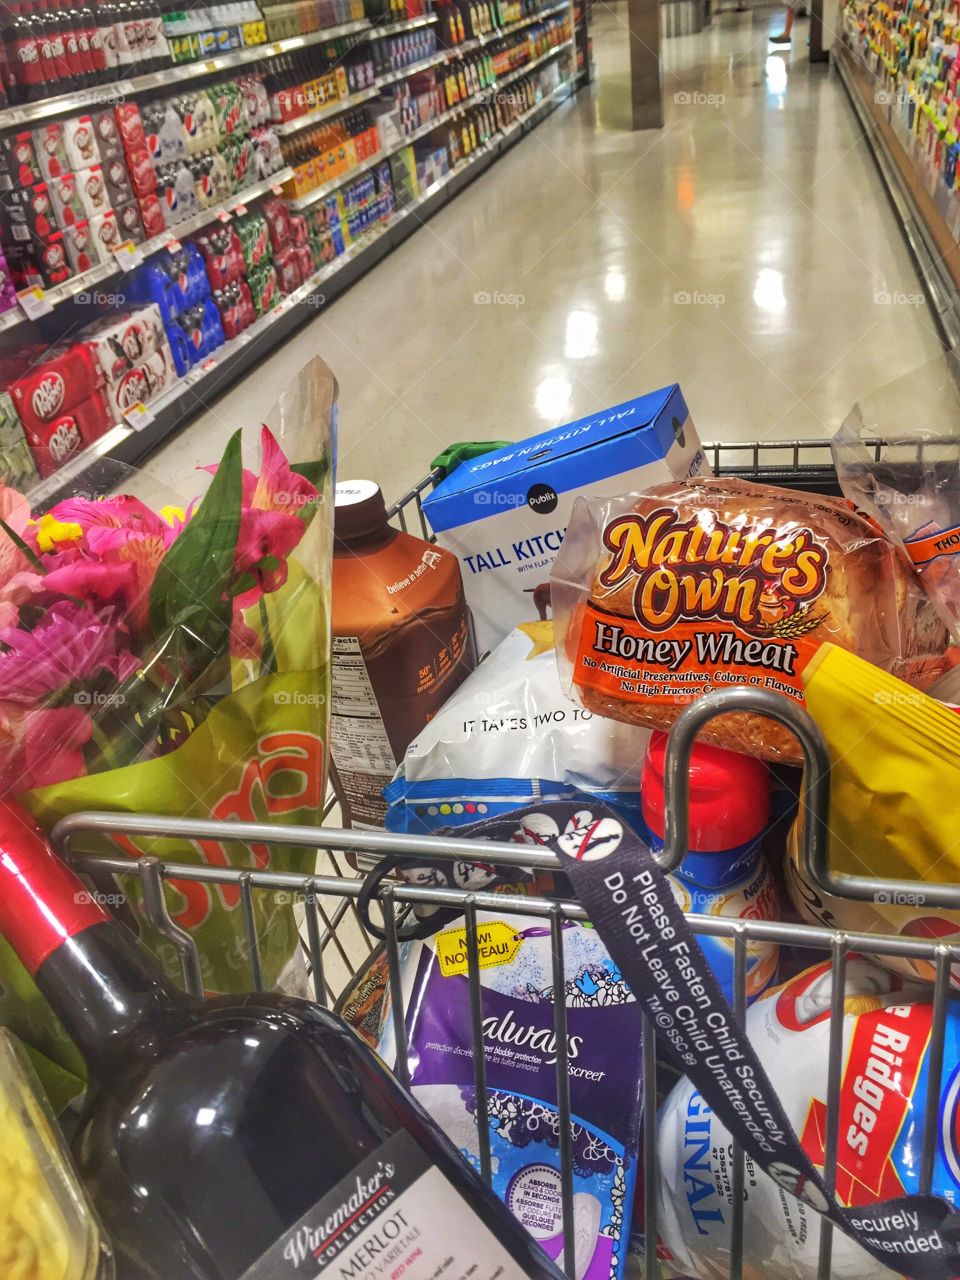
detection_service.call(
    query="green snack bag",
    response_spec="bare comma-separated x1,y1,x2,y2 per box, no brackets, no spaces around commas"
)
0,357,336,1104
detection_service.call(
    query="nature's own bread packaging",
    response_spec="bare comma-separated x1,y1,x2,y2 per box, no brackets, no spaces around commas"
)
656,956,960,1280
421,386,707,655
553,476,953,763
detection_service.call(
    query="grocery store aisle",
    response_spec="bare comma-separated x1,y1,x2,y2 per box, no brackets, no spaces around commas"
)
145,4,944,500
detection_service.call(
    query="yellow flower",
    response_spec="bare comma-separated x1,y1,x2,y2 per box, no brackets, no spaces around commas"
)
33,514,83,554
160,505,187,527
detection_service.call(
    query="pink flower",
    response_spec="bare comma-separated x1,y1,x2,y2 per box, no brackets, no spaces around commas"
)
0,485,36,587
18,706,93,791
229,609,262,660
0,601,139,704
204,426,320,611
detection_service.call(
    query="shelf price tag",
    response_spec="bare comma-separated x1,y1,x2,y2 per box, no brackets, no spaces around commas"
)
123,401,155,430
112,240,143,271
271,183,285,196
204,59,219,73
232,203,248,216
216,208,232,223
17,287,53,320
165,238,183,254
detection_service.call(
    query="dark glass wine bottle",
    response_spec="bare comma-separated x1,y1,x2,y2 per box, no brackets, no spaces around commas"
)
0,803,565,1280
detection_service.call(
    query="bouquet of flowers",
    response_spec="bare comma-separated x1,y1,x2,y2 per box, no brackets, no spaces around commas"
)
0,357,335,1107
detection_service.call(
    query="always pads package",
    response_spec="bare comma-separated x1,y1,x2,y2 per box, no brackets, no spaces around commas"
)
421,388,706,654
379,907,643,1280
384,621,650,833
657,956,960,1280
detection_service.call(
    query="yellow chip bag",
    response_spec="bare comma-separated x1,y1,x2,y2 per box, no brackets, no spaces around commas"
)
786,642,960,984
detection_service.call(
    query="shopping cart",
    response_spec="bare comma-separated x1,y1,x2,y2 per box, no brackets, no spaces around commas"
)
49,439,960,1280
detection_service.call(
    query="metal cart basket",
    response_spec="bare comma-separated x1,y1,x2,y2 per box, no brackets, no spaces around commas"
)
51,440,960,1280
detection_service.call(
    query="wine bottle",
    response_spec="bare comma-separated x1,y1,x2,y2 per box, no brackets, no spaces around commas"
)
0,803,565,1280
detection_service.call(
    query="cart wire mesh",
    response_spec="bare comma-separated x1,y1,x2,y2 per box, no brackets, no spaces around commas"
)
48,441,960,1280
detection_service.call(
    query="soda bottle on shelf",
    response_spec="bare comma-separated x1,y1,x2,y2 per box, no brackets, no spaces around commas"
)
94,0,119,74
0,805,566,1280
59,0,89,87
4,3,39,102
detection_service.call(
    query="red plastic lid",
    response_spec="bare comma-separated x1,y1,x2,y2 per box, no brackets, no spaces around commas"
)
641,731,770,852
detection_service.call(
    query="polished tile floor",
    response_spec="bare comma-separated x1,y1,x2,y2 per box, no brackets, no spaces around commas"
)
143,2,946,502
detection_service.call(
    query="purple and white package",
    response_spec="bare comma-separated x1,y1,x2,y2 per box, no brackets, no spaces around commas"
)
375,803,645,1280
0,248,17,315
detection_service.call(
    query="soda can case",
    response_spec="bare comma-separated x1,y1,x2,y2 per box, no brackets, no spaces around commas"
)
81,304,168,382
142,101,189,166
92,110,125,164
137,194,166,239
195,226,244,290
103,347,175,421
165,319,193,376
274,245,301,295
89,211,121,259
7,234,74,289
115,103,148,152
4,184,59,242
248,260,279,314
179,91,220,155
9,344,104,436
24,388,112,478
262,198,292,253
75,166,111,220
48,173,86,229
114,202,145,245
0,249,18,315
32,123,70,182
0,391,40,490
63,116,102,170
0,133,42,188
127,147,159,198
62,220,99,274
102,155,134,208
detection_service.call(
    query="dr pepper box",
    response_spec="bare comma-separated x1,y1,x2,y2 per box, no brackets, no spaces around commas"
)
0,132,42,188
4,343,104,437
421,386,706,654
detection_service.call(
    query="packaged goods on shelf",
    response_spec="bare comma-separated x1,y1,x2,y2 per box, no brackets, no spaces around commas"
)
123,245,226,373
0,392,39,490
0,344,110,477
423,384,703,655
371,803,645,1280
553,475,954,764
657,956,960,1280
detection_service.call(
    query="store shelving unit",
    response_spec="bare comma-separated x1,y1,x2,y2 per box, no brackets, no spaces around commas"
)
0,2,583,502
835,30,960,346
26,75,577,507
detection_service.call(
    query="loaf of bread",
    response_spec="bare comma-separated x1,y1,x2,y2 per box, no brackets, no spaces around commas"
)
567,477,952,762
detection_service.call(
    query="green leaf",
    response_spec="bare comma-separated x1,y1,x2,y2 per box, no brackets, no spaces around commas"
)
148,429,243,680
0,517,44,572
289,455,329,489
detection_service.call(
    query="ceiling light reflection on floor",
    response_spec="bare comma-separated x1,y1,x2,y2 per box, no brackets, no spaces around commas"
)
753,267,787,315
605,267,627,302
565,309,598,358
766,54,788,98
535,375,573,420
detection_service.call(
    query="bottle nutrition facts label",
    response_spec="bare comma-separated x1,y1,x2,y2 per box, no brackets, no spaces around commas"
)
330,636,396,826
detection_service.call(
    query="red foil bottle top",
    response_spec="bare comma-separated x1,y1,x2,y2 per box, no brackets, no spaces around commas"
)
0,801,107,975
641,730,770,852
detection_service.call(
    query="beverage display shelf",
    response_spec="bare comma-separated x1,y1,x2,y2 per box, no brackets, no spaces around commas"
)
0,19,373,132
377,49,452,84
496,2,569,36
289,86,489,210
367,12,439,37
26,73,576,510
274,85,383,135
0,167,294,335
495,37,572,88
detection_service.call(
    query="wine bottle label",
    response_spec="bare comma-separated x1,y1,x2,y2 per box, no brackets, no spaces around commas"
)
240,1129,522,1279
